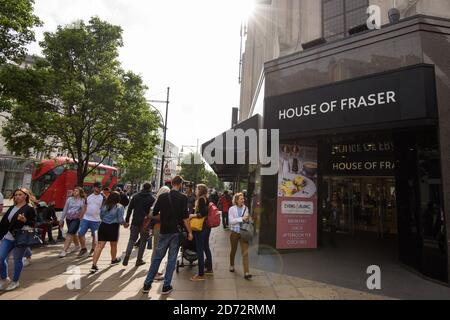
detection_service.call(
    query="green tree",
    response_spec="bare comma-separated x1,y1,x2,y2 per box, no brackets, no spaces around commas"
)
0,17,160,185
0,0,42,64
180,153,206,186
203,170,224,191
119,145,156,192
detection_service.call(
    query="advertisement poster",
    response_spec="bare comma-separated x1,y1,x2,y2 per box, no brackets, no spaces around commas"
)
276,145,318,249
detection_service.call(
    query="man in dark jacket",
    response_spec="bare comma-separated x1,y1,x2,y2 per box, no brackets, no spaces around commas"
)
123,183,155,267
142,176,192,295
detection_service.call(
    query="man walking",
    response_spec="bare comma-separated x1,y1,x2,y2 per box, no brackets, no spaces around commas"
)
78,182,104,257
123,183,155,267
142,176,192,295
218,190,232,229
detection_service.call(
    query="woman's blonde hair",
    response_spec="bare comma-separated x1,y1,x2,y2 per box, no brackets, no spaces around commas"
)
11,187,36,206
150,186,170,213
73,186,86,199
156,186,170,199
195,184,208,211
233,192,244,206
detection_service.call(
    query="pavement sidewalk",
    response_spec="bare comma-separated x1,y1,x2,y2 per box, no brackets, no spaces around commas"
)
0,226,448,300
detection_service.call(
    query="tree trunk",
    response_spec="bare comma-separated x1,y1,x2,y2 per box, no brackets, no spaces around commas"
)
77,165,84,187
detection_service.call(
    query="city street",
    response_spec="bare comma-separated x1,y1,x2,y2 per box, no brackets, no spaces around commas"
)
1,224,450,300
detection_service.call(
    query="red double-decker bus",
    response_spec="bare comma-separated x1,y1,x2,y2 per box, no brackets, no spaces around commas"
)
31,157,118,209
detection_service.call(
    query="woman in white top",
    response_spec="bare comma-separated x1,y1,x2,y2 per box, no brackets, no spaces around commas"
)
228,192,252,280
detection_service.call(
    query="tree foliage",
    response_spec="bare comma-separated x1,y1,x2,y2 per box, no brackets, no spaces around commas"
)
0,17,160,185
118,144,156,188
179,153,223,190
180,153,206,186
0,0,42,64
202,170,224,191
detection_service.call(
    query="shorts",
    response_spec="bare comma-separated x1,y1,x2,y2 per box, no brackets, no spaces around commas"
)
66,219,81,235
98,223,120,242
78,219,101,237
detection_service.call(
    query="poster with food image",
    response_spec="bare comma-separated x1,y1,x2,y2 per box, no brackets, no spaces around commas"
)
277,144,318,250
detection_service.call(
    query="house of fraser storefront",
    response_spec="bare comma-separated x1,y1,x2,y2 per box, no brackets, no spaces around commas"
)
263,64,446,281
203,16,450,284
258,16,450,284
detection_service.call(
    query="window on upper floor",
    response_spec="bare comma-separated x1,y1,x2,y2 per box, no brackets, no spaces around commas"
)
322,0,369,41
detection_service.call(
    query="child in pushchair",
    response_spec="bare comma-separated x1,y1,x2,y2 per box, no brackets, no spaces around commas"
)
176,230,198,273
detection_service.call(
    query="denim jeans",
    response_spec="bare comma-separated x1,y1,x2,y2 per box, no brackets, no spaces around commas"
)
125,224,148,261
193,226,212,276
23,247,32,259
0,239,27,282
144,233,180,287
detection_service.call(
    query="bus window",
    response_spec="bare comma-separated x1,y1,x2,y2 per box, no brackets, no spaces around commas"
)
31,165,65,198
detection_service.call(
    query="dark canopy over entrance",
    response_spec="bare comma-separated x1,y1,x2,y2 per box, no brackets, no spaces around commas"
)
201,114,261,182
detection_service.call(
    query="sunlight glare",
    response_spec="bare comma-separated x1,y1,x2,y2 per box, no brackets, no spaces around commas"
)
239,0,256,20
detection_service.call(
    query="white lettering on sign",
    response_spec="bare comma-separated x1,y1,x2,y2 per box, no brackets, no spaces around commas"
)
367,5,381,30
332,161,395,171
278,91,397,120
282,201,314,215
333,142,394,154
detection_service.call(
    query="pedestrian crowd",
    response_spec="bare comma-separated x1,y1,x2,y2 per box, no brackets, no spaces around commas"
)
0,176,254,295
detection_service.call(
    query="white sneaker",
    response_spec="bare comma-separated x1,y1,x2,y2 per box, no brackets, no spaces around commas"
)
22,257,31,267
0,278,11,291
5,281,19,291
58,250,67,258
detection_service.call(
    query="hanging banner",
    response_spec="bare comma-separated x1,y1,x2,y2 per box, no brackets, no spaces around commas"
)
276,145,318,249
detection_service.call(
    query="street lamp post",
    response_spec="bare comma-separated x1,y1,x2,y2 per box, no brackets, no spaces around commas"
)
148,87,170,189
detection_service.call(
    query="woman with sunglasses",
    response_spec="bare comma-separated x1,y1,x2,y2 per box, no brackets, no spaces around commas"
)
0,188,37,291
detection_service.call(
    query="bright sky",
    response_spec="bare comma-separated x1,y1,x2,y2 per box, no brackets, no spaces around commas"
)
27,0,254,153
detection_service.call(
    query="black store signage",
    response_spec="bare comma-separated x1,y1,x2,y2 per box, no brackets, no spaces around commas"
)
264,65,437,134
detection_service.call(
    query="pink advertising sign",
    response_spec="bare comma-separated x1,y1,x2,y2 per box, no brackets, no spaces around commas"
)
276,145,318,249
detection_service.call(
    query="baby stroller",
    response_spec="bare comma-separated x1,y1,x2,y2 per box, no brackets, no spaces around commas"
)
176,231,198,273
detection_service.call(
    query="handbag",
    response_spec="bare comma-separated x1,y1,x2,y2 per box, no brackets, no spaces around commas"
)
190,217,205,232
240,221,254,242
14,227,44,248
239,207,254,242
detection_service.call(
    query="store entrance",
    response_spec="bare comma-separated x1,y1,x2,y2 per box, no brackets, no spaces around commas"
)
322,177,397,238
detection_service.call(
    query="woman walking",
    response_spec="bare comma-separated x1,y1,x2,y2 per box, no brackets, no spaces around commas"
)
189,184,213,281
90,191,125,273
229,192,252,280
58,187,87,258
0,188,37,291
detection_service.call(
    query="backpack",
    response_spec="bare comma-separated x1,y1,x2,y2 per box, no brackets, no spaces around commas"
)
207,202,221,228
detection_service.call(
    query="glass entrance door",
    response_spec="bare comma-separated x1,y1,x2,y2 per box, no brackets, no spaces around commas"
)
323,176,397,237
